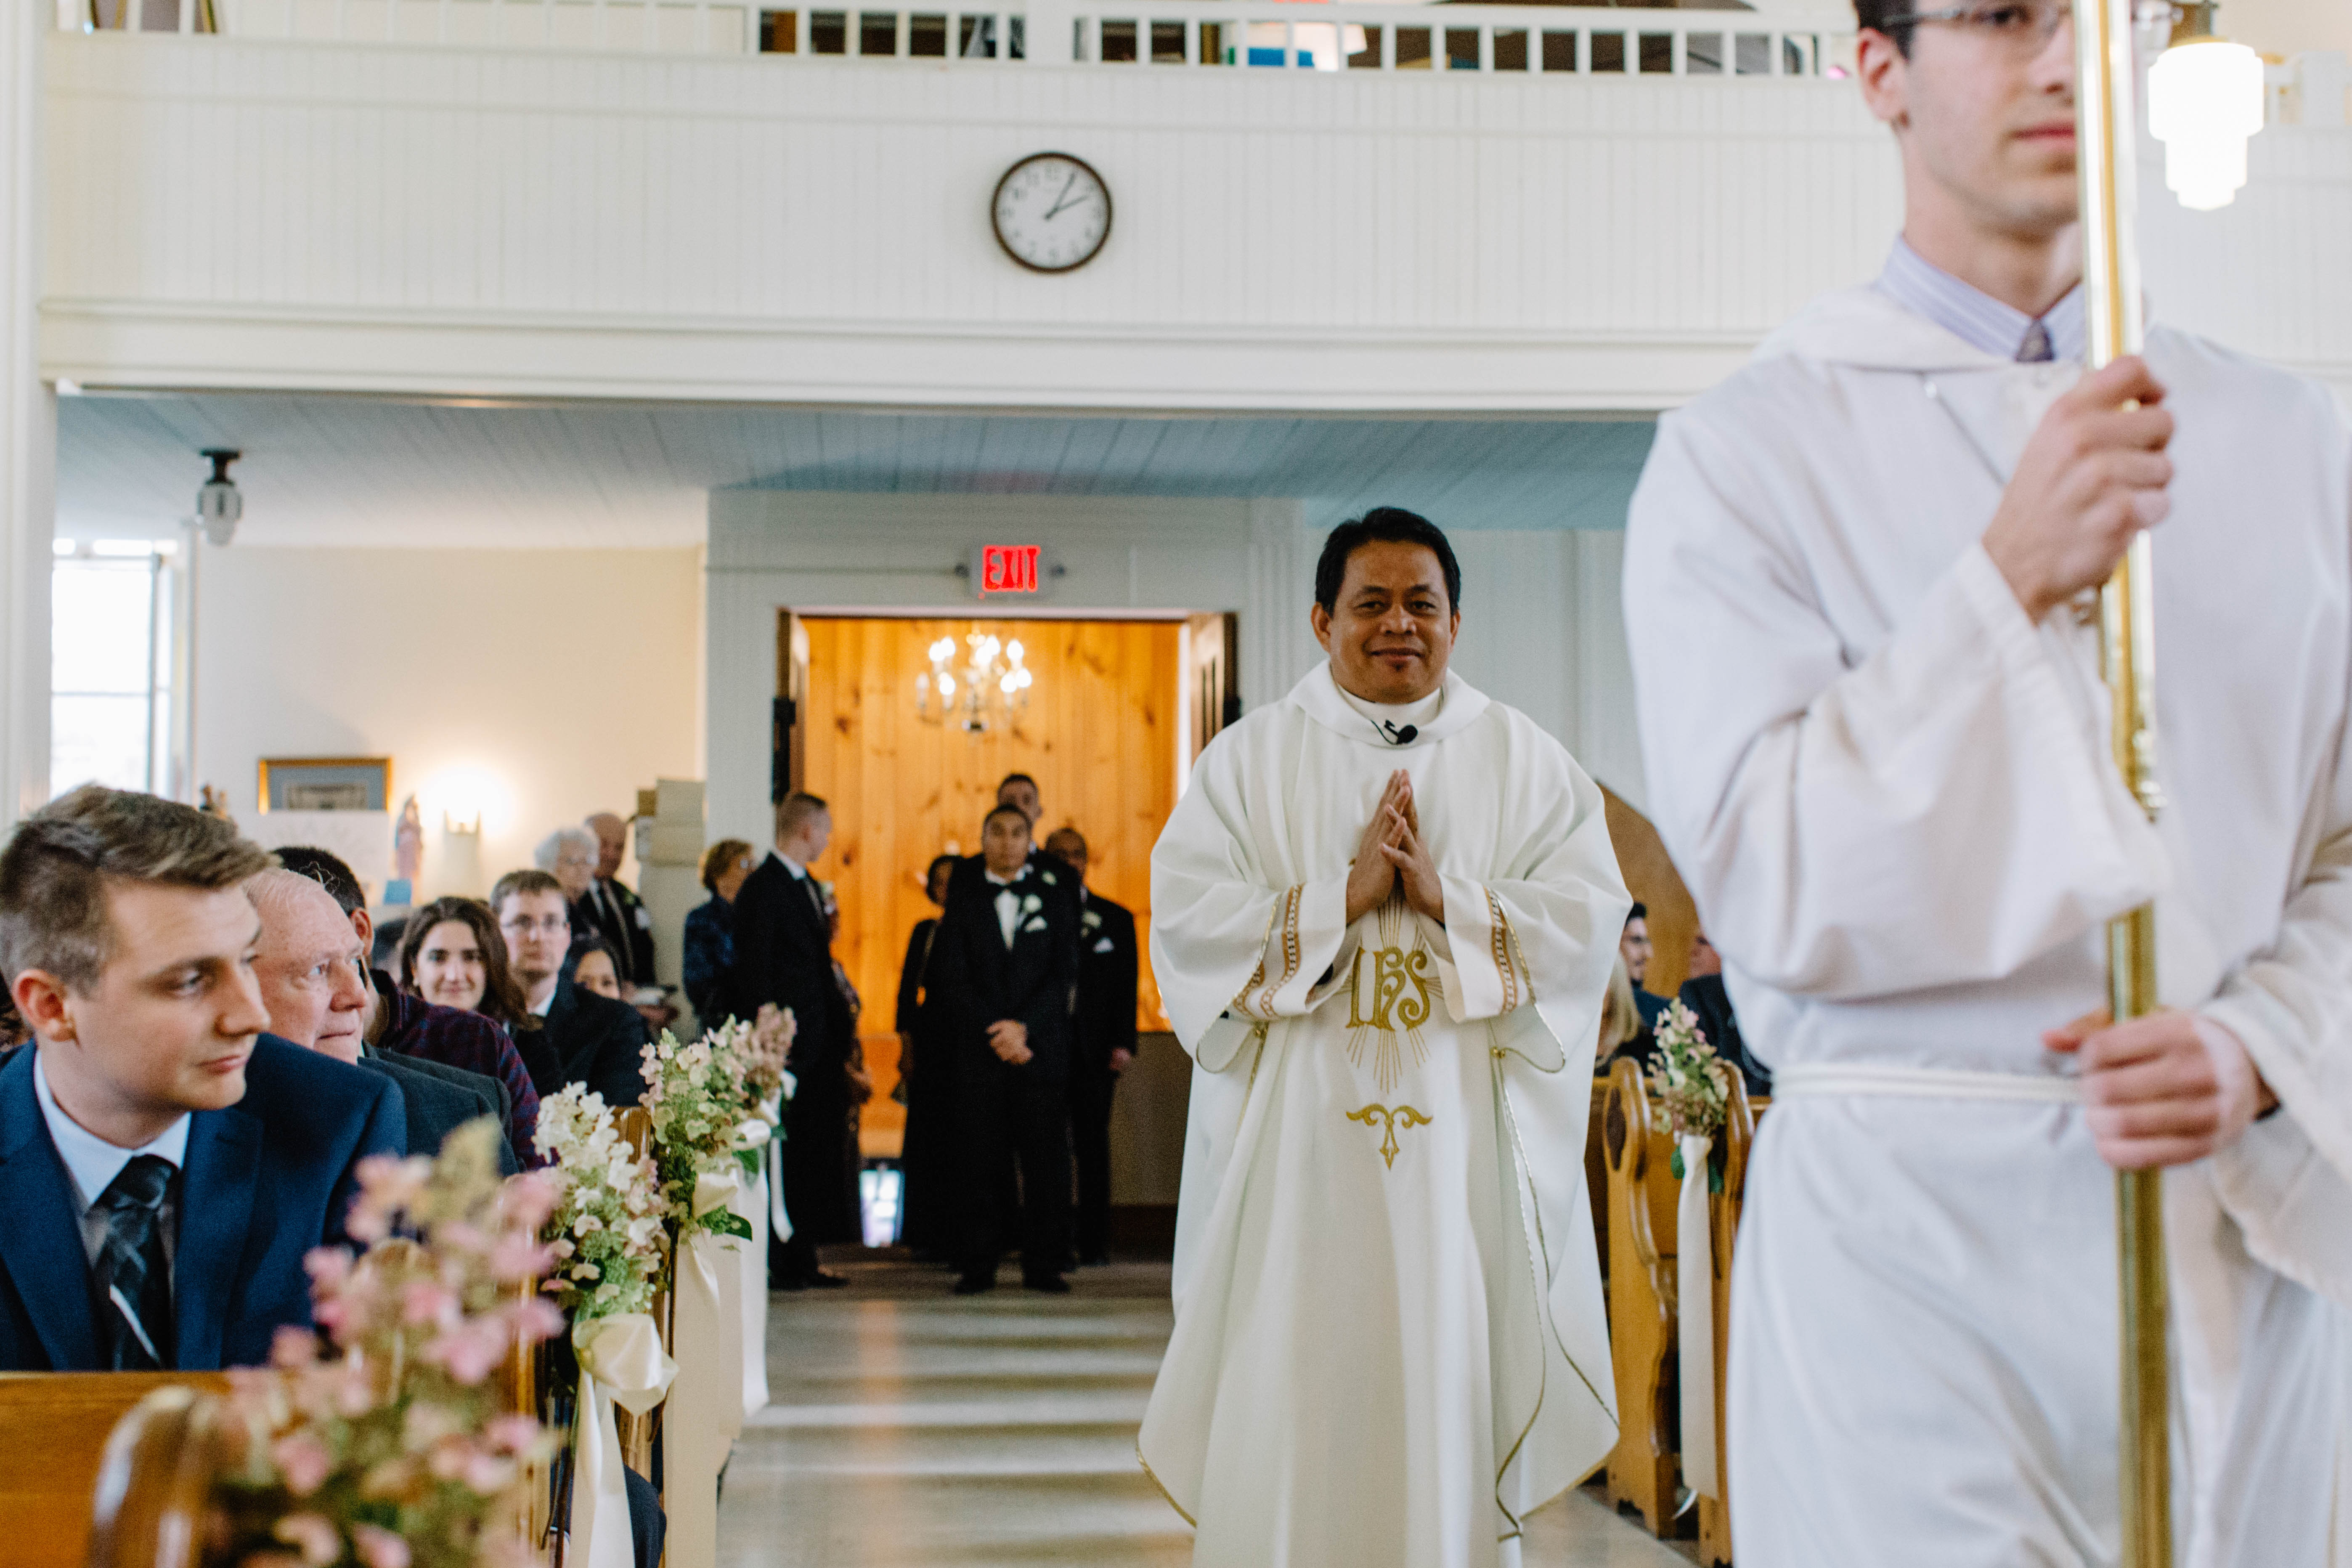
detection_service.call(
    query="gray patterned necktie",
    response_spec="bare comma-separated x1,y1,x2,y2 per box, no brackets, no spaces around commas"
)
91,1154,174,1371
2016,321,2055,363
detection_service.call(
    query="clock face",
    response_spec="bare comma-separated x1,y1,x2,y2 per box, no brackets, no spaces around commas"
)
992,153,1112,273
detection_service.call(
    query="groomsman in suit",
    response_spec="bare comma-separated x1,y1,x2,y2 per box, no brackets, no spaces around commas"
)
933,806,1083,1295
495,870,649,1110
0,786,405,1371
728,793,860,1289
1042,828,1136,1267
582,812,658,989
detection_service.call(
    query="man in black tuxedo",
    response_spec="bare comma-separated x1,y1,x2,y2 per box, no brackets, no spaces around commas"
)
494,870,648,1110
932,806,1082,1295
1042,828,1136,1268
1677,928,1772,1098
0,786,405,1371
727,792,859,1290
247,870,516,1177
582,812,658,988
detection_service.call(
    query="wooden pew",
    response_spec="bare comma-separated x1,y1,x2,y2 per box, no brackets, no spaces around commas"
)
611,1105,671,1485
0,1371,231,1568
1600,1056,1681,1536
1695,1080,1759,1568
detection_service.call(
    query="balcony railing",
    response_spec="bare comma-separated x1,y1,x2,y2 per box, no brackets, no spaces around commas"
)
66,0,1851,77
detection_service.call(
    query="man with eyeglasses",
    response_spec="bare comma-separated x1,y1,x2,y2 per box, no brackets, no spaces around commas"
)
493,870,648,1111
1626,2,2350,1564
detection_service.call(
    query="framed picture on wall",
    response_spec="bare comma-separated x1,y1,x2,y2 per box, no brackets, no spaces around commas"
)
257,756,391,813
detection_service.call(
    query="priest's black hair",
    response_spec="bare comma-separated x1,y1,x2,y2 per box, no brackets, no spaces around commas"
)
1625,901,1647,924
1315,507,1462,616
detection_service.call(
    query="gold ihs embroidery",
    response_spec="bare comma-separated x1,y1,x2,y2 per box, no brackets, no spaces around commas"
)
1343,904,1439,1093
1347,1104,1433,1170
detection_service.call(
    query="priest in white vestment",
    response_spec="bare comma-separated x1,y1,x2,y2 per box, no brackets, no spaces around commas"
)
1625,5,2352,1565
1140,509,1628,1568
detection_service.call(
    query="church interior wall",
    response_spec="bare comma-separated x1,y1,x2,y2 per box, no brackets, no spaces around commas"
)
188,543,705,903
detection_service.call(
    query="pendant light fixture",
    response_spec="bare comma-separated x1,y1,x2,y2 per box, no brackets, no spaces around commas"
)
2145,1,2265,210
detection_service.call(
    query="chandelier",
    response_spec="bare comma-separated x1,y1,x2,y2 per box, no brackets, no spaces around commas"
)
915,628,1034,733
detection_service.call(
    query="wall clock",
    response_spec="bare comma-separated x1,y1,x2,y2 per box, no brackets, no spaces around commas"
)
991,152,1112,273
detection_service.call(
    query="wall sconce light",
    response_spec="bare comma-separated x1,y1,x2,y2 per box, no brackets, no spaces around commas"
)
444,803,483,836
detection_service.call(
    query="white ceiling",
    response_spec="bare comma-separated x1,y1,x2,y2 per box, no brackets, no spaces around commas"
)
55,391,1656,548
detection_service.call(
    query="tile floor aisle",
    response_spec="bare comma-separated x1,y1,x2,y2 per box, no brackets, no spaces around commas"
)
717,1258,1698,1567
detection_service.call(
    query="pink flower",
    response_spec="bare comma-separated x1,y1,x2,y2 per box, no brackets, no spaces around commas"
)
271,1513,340,1567
423,1319,508,1385
461,1444,518,1494
349,1526,411,1568
488,1232,556,1284
400,1279,459,1328
512,1296,564,1347
302,1248,354,1293
501,1171,561,1230
270,1433,334,1498
268,1327,322,1369
485,1413,542,1454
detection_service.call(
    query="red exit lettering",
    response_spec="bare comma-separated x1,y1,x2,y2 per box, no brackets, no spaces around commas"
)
981,544,1041,594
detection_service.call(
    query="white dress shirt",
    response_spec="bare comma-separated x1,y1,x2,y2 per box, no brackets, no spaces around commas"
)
985,869,1022,948
33,1051,188,1272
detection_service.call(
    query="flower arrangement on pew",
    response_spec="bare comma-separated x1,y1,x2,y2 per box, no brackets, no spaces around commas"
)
533,1085,677,1564
535,1086,668,1320
640,1002,795,1240
210,1119,562,1568
1648,1000,1733,1187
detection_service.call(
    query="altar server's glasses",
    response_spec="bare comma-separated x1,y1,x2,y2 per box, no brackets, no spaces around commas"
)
1873,1,2068,51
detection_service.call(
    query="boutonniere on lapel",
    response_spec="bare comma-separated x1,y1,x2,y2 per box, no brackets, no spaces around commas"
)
1040,868,1058,886
1019,892,1047,933
1083,909,1103,933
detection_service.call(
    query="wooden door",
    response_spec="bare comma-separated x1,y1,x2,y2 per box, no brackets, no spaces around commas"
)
774,609,811,808
1183,611,1239,767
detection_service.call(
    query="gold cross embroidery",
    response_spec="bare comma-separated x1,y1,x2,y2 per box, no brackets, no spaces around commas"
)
1346,1104,1433,1170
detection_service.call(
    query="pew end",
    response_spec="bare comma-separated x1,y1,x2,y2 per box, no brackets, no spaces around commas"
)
1600,1057,1684,1537
0,1371,231,1568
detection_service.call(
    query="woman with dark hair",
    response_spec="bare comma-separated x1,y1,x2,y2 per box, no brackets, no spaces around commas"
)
566,934,627,1002
683,837,756,1026
896,853,960,1256
400,897,541,1037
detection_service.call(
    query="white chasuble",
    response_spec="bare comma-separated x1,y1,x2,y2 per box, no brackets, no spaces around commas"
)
1627,285,2352,1568
1139,663,1629,1568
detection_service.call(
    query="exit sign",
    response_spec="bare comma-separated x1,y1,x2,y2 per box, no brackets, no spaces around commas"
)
977,544,1042,596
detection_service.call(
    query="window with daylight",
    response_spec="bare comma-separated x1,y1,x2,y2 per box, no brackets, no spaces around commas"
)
51,544,178,798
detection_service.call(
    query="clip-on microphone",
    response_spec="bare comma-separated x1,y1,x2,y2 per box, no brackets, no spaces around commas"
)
1380,721,1419,746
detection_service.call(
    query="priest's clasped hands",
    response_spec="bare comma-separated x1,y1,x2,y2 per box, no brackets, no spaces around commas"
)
1344,770,1445,927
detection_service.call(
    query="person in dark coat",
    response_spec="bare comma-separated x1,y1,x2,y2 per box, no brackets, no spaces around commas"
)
929,806,1083,1295
1042,828,1137,1267
493,870,648,1110
0,786,405,1372
726,793,859,1289
682,838,756,1027
583,812,659,987
1677,929,1772,1097
894,854,958,1256
246,869,517,1177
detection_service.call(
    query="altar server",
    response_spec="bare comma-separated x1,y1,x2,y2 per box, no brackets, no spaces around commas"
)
1140,509,1627,1568
1625,3,2352,1563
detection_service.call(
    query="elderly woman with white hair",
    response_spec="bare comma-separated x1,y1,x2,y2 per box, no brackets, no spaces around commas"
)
534,824,601,969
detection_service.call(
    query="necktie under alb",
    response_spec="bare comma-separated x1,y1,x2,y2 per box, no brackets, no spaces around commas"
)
91,1154,175,1371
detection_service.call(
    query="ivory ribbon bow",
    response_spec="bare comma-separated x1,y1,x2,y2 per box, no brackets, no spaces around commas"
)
669,1167,753,1567
571,1313,676,1568
1676,1133,1719,1500
737,1159,774,1421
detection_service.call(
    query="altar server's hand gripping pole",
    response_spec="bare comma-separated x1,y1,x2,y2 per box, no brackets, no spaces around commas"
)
2073,1,2169,1563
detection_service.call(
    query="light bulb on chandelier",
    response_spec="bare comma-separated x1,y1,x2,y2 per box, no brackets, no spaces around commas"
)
915,626,1036,733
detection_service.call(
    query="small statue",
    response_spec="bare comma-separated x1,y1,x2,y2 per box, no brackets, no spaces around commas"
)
393,794,424,882
197,784,231,819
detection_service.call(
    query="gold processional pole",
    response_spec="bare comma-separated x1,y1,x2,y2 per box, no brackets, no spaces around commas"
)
2073,0,2170,1563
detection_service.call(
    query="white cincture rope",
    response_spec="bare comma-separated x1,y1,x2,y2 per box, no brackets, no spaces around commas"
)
1772,1062,2083,1103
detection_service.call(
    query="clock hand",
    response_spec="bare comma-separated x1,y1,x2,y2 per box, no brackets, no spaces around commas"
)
1042,169,1084,220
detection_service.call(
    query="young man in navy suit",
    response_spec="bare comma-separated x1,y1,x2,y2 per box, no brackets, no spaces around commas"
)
932,805,1082,1295
0,785,405,1372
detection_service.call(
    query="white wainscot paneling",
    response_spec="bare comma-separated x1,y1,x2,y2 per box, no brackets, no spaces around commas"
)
43,32,1908,411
